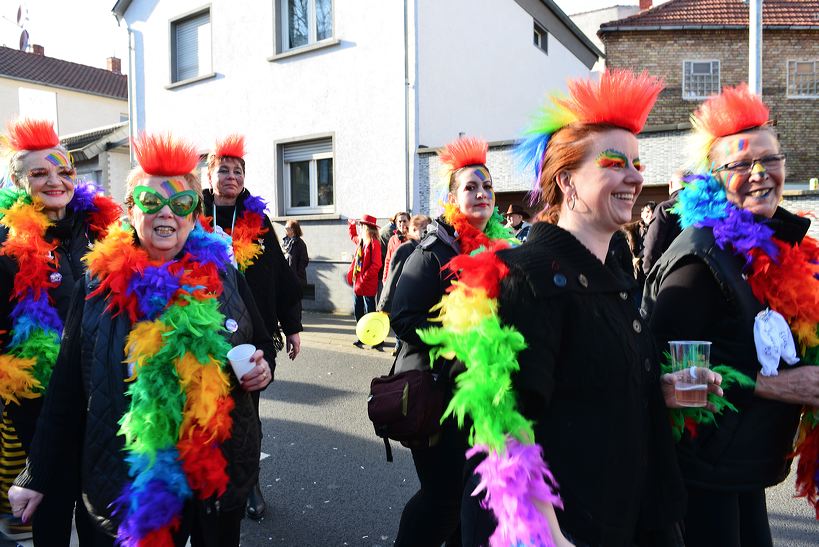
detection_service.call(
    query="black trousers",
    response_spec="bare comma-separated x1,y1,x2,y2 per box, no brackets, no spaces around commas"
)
394,418,465,547
683,485,772,547
81,502,244,547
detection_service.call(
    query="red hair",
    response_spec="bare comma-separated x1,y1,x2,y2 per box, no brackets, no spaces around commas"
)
213,134,245,159
691,83,769,138
439,137,488,174
558,69,664,134
132,133,199,176
6,118,60,151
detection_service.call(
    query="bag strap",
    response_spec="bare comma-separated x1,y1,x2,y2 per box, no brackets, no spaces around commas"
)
383,437,393,462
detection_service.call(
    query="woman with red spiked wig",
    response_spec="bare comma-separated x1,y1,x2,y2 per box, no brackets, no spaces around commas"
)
417,71,722,546
0,118,120,544
643,85,819,545
203,134,303,520
8,133,277,547
389,136,516,546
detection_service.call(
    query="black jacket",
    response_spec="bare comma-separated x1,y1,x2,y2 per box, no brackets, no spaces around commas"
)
377,239,419,314
496,222,685,546
642,193,682,275
0,209,98,450
203,189,303,336
389,219,458,374
642,207,809,491
283,235,309,287
17,265,276,536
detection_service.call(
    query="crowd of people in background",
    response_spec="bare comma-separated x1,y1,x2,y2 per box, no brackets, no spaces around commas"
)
1,67,818,547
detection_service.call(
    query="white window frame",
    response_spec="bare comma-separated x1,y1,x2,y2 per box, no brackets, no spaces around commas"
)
533,22,548,54
280,0,334,52
787,60,819,99
282,139,335,215
682,60,720,101
169,7,212,84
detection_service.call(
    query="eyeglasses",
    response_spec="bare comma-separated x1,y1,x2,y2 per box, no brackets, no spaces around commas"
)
714,153,786,175
133,186,199,216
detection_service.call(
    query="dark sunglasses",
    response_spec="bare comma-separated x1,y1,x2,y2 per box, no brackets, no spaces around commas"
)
133,186,199,216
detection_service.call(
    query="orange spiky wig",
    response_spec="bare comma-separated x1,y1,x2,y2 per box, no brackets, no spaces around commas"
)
689,84,770,169
6,118,60,152
132,133,199,176
213,134,245,160
439,137,488,179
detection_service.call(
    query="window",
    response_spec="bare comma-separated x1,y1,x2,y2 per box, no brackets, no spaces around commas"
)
683,60,720,100
788,60,819,98
171,9,212,83
533,22,548,54
282,0,333,51
283,138,334,214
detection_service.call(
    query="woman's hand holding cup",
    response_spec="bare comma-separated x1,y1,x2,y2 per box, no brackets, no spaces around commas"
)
239,349,272,392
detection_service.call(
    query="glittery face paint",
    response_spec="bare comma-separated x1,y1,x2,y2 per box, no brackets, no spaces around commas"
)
44,152,70,167
751,161,766,176
725,171,742,192
632,158,645,172
161,178,185,196
596,149,627,169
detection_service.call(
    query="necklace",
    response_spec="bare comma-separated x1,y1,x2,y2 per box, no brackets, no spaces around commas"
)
85,220,236,545
209,193,268,272
0,182,119,402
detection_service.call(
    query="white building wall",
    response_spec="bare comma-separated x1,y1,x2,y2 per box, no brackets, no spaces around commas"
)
415,0,591,149
569,6,639,54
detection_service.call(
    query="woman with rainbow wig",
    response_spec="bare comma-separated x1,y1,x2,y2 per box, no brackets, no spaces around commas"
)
0,118,120,544
8,133,277,546
389,136,517,546
419,70,718,546
643,84,819,545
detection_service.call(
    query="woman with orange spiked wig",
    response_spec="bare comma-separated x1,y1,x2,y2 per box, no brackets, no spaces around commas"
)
203,134,303,520
0,118,120,544
8,133,277,547
644,84,819,545
389,136,517,546
417,70,722,546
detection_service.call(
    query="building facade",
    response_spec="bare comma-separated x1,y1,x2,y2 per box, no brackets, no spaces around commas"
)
113,0,600,311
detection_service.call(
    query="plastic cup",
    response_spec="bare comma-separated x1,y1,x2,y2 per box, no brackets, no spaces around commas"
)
227,344,256,380
669,341,711,407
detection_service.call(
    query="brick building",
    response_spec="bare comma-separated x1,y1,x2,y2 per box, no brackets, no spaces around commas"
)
599,0,819,185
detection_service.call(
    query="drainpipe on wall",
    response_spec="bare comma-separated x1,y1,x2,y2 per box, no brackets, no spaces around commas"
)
403,0,411,213
113,12,137,165
748,0,763,96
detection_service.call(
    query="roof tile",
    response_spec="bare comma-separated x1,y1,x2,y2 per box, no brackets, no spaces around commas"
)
0,46,127,100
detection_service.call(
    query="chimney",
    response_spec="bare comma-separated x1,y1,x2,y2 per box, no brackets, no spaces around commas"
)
640,0,653,10
107,56,122,74
30,44,44,56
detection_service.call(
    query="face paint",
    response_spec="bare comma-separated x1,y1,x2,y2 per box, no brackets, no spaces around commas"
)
751,161,766,176
161,178,185,196
725,171,742,192
45,153,69,167
596,149,627,169
472,166,491,182
633,158,644,172
737,138,748,152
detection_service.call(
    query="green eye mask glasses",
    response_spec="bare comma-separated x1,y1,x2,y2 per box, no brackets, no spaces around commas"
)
133,186,200,216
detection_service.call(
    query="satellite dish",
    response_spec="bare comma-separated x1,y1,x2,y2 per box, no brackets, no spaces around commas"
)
19,29,29,52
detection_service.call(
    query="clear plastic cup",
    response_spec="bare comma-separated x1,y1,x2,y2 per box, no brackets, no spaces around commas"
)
669,341,711,407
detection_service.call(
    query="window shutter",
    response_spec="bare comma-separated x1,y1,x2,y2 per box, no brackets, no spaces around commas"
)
283,138,332,162
175,12,209,82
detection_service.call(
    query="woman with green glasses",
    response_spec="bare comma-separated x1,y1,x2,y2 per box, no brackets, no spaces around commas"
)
9,133,278,546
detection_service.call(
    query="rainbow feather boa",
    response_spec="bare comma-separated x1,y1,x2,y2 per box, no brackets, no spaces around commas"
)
84,221,237,546
206,193,269,272
674,173,819,518
419,204,562,546
0,182,119,403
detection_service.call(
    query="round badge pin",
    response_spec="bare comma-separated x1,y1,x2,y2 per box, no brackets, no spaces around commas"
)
49,272,63,284
225,318,239,333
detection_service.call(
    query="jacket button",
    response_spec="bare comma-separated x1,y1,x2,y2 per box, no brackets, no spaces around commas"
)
553,273,567,287
620,291,628,300
632,319,642,333
644,358,651,372
578,274,588,287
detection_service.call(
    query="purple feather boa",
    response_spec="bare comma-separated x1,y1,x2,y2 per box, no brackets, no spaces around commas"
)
10,293,63,345
467,439,562,547
184,224,232,269
114,481,184,545
242,194,268,216
127,263,182,320
67,181,101,213
699,206,779,266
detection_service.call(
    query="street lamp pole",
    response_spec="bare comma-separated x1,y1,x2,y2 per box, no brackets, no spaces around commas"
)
749,0,763,95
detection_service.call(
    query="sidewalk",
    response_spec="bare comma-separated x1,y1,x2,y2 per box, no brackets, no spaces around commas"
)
300,311,395,360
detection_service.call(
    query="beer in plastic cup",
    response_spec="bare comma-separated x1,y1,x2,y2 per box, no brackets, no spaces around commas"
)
669,341,711,407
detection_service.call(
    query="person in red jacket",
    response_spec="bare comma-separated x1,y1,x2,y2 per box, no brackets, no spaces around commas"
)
347,214,383,348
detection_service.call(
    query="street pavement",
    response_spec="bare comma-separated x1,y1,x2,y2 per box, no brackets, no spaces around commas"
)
3,311,817,545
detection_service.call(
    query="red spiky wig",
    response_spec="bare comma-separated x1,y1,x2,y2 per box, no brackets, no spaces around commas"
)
213,134,245,160
132,133,199,176
439,137,488,176
6,118,60,152
558,69,664,134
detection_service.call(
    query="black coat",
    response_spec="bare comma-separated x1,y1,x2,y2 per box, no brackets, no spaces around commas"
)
377,239,419,314
203,189,303,336
642,193,682,275
495,222,685,546
0,208,97,450
283,235,309,287
16,265,276,536
643,207,809,491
